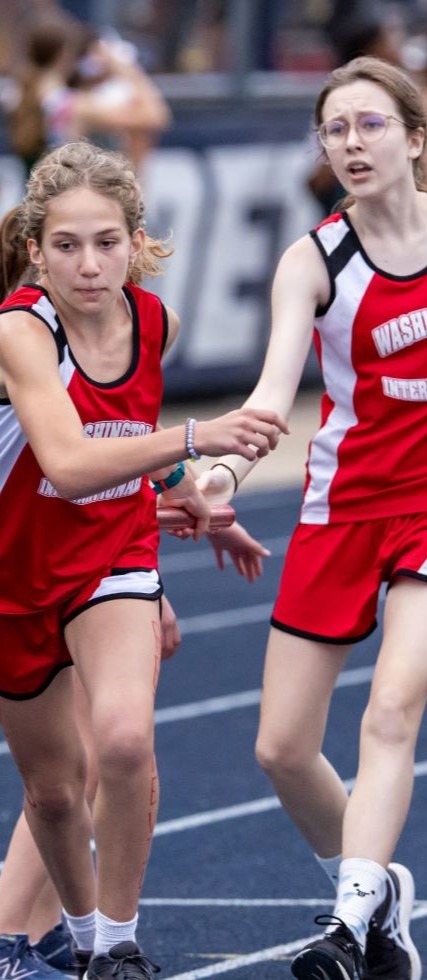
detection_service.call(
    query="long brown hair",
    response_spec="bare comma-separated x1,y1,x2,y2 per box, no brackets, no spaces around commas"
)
0,140,172,301
314,56,427,207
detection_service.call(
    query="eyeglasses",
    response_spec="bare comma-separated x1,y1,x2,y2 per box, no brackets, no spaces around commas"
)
317,112,405,149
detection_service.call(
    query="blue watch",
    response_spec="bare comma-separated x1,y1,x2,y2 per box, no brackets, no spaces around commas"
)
151,461,186,495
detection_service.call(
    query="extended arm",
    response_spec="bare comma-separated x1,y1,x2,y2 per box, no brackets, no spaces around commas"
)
197,234,330,502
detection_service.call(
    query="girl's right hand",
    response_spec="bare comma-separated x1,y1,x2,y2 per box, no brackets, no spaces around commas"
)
195,408,287,461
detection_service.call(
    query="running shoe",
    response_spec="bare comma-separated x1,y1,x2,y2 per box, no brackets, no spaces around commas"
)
0,933,68,980
291,916,366,979
365,862,421,978
33,922,77,976
85,941,159,980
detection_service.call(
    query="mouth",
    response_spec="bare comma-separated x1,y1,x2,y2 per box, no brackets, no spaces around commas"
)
346,162,372,176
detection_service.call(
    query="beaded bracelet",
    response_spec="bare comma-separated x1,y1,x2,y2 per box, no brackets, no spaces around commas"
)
210,463,238,494
185,417,201,461
151,461,186,494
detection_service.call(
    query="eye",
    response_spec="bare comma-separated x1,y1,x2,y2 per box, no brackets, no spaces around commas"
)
99,238,118,249
57,241,75,251
324,119,347,138
359,113,387,133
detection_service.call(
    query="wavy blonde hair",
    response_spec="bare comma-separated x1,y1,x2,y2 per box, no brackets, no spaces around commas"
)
0,140,172,300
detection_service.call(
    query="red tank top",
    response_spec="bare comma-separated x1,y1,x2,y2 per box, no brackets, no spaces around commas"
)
302,212,427,524
0,282,167,613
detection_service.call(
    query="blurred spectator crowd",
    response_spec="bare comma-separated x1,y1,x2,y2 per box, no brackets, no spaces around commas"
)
3,0,427,78
2,0,427,186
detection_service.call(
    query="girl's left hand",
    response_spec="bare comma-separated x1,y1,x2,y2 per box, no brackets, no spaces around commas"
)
161,595,181,659
207,521,270,582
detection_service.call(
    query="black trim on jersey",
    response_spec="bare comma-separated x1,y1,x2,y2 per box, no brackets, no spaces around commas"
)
63,588,163,626
270,616,377,645
0,295,65,401
343,211,427,281
160,301,168,355
311,221,359,317
310,230,335,316
0,660,72,701
53,285,140,389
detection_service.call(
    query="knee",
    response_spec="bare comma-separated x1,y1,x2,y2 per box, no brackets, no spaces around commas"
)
363,686,415,747
97,718,153,777
255,728,309,780
25,764,87,821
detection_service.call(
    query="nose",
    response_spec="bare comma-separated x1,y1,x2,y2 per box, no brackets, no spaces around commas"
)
79,247,101,276
345,120,363,150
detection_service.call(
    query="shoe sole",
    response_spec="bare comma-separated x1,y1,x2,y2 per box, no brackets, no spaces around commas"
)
291,949,355,979
388,862,422,980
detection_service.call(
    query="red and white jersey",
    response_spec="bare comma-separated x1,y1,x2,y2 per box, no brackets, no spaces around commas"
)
301,211,427,524
0,282,167,613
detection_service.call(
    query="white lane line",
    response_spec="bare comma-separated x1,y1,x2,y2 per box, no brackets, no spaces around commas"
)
153,761,427,836
0,663,394,753
161,907,427,980
139,898,335,908
161,931,322,980
160,536,289,573
139,896,427,908
155,665,374,724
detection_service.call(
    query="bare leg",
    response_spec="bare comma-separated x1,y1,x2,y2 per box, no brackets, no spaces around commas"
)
256,627,350,856
343,578,427,863
0,811,61,938
0,669,95,916
0,671,95,939
65,598,161,921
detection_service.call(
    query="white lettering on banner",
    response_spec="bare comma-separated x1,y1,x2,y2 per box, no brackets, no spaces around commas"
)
144,143,319,369
1,145,320,379
382,376,427,400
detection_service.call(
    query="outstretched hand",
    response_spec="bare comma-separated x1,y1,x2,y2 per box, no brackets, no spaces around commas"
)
161,595,181,659
207,521,270,582
196,408,287,461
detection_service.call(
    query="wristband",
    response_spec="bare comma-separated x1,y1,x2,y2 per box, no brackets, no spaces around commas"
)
210,463,238,494
185,417,201,461
151,461,186,494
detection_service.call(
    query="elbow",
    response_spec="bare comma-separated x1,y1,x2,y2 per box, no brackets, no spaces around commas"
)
42,459,91,501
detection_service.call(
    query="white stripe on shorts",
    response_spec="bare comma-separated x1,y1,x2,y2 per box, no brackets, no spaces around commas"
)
89,568,162,602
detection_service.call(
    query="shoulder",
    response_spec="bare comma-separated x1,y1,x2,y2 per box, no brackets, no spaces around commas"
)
273,233,330,309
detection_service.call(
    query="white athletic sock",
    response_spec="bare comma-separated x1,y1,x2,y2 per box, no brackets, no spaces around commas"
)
314,853,341,891
328,858,387,951
62,909,96,952
94,910,139,956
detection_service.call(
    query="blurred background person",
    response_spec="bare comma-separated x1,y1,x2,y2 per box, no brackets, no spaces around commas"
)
4,14,171,179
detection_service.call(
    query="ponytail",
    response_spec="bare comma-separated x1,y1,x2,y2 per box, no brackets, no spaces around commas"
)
0,207,30,302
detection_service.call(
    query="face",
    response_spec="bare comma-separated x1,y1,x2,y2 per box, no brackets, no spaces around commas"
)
28,186,144,317
320,79,424,199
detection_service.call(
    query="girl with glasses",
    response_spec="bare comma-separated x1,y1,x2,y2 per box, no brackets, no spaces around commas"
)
198,55,427,979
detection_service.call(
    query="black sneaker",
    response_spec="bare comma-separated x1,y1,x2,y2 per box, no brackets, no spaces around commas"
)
85,941,160,980
365,863,421,979
74,948,92,980
291,916,366,979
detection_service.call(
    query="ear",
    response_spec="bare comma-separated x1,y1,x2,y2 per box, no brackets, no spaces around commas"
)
408,127,425,161
27,238,42,266
130,228,145,264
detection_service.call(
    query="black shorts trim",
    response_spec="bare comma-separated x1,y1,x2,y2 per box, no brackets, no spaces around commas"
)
0,660,72,701
63,589,163,627
390,569,427,584
111,566,154,575
270,617,377,646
